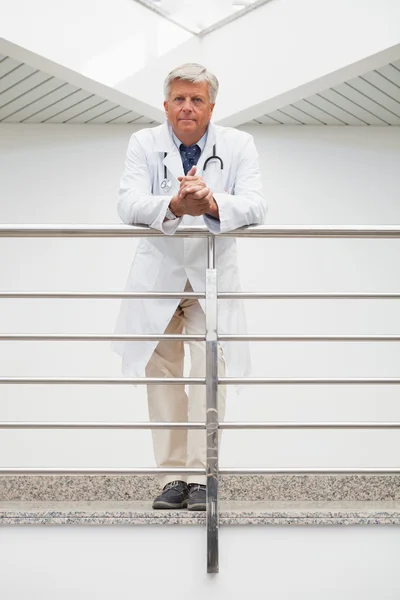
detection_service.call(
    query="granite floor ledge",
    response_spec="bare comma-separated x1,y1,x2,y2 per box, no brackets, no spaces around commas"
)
2,501,400,526
2,475,400,502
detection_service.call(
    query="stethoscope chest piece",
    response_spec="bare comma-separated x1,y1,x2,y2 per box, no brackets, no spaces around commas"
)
160,178,172,193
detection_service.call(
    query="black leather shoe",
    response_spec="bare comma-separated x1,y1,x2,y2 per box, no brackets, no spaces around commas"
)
186,483,207,511
152,480,189,509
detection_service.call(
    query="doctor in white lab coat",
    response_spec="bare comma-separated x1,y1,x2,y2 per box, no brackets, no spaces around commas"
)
112,63,266,510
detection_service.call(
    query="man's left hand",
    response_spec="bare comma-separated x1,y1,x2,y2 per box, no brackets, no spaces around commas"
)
177,168,219,218
177,172,207,196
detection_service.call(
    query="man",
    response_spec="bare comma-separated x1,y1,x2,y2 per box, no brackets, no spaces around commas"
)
112,63,266,510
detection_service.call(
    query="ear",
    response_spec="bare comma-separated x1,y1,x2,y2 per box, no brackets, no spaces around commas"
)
209,103,215,118
163,100,168,117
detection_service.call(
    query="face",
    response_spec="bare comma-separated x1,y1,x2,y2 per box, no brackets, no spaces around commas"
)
163,79,215,144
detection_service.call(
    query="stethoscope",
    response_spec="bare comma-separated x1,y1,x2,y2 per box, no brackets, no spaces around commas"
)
160,144,224,193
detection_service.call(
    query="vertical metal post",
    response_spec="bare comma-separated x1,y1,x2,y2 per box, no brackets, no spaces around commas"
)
206,234,219,574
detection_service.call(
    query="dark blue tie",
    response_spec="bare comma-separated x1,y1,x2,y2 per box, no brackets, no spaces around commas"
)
179,143,201,175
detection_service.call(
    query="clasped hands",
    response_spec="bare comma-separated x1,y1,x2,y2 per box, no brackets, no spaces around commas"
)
169,166,215,217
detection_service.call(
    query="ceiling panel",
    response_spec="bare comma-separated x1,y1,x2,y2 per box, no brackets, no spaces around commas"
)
2,53,400,127
249,62,400,126
0,80,71,122
290,99,344,125
87,105,137,124
0,55,154,125
268,110,303,125
47,96,112,123
0,57,22,78
253,114,280,125
23,88,94,123
75,100,120,123
0,71,52,110
378,64,400,87
348,75,400,119
319,88,386,125
274,104,325,125
106,110,143,124
300,94,366,125
361,71,400,105
131,115,159,124
0,63,38,91
3,83,81,122
331,82,400,125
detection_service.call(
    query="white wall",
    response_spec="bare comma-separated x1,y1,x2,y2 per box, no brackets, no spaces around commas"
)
2,525,400,600
1,123,400,470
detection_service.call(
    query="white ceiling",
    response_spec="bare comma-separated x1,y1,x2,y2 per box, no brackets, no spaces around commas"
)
0,54,155,124
135,0,267,34
1,53,400,126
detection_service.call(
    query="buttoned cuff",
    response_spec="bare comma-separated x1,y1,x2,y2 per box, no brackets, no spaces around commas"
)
149,196,183,235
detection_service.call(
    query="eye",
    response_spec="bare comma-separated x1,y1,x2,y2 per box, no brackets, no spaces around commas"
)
193,98,202,103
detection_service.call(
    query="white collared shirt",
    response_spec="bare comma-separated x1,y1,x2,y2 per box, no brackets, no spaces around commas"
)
171,127,208,156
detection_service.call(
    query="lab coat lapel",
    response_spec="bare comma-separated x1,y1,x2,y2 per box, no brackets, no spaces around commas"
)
196,122,217,174
163,149,184,181
154,121,184,181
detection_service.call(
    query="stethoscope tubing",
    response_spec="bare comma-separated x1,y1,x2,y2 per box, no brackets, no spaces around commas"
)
163,144,223,181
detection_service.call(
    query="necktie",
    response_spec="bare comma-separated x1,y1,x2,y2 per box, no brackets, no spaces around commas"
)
179,143,201,175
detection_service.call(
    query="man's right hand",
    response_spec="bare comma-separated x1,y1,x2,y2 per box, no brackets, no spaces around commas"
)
169,166,213,217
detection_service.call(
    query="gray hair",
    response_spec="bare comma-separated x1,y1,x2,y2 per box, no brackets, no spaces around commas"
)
164,63,219,104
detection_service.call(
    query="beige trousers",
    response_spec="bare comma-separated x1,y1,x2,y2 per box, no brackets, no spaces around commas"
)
145,280,226,487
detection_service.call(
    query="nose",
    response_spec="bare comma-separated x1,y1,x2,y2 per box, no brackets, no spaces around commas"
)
182,98,193,111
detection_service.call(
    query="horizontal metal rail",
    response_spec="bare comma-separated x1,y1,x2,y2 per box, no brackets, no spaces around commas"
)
0,292,205,299
0,377,205,385
221,422,400,429
2,291,400,300
1,421,400,429
2,334,400,342
222,468,400,475
1,467,400,475
2,224,400,238
219,292,400,299
219,335,400,342
0,468,205,475
0,334,204,341
2,377,400,385
0,422,206,429
225,226,400,239
221,378,400,385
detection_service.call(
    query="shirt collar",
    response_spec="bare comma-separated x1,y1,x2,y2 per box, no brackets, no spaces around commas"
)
171,126,208,153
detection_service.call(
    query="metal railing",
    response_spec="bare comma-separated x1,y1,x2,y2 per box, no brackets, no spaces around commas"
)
1,223,400,573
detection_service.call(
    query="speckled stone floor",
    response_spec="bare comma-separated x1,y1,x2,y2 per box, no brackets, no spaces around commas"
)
2,500,400,526
2,474,400,502
3,476,400,526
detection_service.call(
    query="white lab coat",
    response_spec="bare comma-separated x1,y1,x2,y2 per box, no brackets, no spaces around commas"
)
111,120,266,380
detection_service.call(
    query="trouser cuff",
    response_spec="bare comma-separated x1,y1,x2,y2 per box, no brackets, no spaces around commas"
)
187,476,207,486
